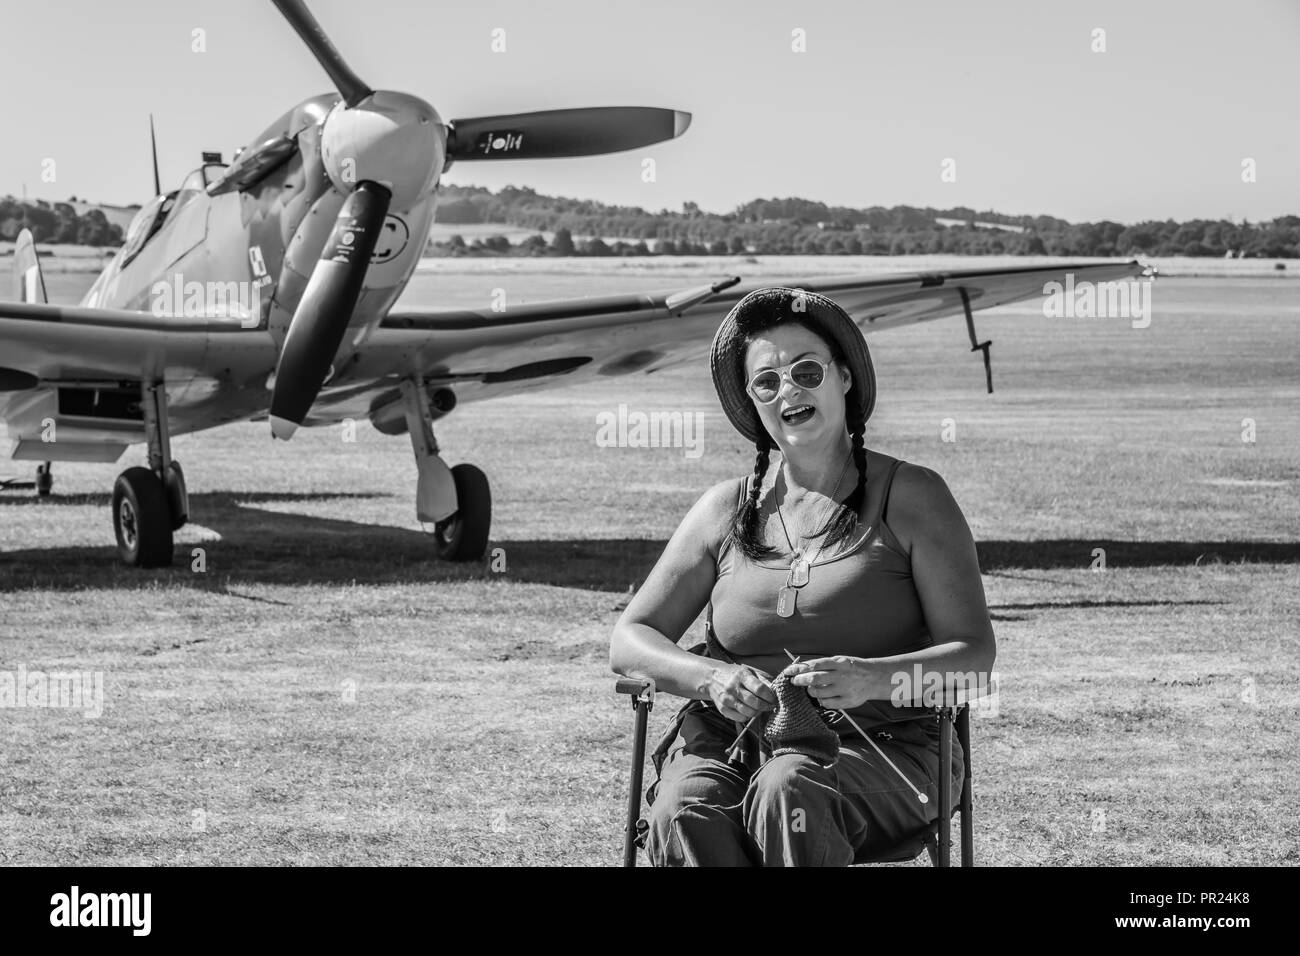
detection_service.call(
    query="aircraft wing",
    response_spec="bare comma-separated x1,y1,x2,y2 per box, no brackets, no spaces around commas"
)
0,299,252,381
0,299,259,461
331,260,1147,422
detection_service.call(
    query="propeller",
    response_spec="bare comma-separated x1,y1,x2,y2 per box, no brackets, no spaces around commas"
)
269,182,391,440
264,0,691,440
272,0,372,107
446,106,691,162
268,0,435,440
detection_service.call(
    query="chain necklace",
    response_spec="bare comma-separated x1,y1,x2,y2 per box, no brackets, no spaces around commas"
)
773,451,852,619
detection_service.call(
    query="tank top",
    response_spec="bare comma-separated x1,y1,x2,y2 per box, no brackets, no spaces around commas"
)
705,455,934,727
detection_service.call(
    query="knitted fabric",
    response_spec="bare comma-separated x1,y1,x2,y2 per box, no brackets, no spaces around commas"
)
763,666,840,765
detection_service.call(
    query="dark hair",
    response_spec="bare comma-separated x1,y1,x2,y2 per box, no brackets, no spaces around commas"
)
728,310,868,561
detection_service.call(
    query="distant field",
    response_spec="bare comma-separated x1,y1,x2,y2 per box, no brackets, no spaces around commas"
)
0,242,116,274
0,264,1297,866
412,251,1295,279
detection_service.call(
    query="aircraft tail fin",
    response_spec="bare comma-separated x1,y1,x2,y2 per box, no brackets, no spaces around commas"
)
12,229,49,305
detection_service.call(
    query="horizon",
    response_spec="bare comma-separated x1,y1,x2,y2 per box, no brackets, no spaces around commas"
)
4,183,1295,230
1,0,1297,222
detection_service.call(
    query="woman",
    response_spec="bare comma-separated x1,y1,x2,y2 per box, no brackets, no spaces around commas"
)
609,286,995,867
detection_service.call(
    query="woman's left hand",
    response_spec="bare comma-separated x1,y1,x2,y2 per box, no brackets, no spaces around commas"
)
788,656,874,710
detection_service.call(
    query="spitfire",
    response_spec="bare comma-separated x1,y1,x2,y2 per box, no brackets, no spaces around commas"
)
0,0,1146,570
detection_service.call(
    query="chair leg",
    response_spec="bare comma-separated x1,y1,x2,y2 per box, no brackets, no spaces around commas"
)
937,707,953,867
958,705,973,867
924,832,939,866
623,698,650,867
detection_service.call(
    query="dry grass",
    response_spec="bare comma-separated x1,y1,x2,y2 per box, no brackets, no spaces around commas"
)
1,265,1297,865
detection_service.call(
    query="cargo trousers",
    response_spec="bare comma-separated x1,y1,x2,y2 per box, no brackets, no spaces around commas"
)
644,700,963,867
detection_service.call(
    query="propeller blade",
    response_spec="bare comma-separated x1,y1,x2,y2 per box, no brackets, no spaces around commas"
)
446,106,691,161
270,0,372,107
269,182,391,440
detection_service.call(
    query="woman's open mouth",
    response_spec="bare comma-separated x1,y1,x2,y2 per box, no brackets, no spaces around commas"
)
781,404,816,426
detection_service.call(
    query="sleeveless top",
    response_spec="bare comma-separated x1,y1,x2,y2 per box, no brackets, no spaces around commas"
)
704,456,934,727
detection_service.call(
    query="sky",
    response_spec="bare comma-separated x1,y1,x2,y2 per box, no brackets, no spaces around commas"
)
2,0,1297,223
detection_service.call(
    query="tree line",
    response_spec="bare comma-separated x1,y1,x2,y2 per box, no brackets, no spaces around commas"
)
0,197,124,246
6,188,1296,258
432,185,1299,258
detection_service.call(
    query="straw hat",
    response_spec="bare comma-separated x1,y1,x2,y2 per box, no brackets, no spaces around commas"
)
709,287,876,444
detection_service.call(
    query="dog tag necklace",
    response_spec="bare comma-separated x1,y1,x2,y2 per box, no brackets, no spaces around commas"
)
774,453,851,618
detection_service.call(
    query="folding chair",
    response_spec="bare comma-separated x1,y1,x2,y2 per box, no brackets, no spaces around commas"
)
615,676,994,867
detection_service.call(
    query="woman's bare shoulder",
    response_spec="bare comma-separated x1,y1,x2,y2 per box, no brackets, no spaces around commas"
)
706,474,750,508
881,460,967,555
674,476,747,556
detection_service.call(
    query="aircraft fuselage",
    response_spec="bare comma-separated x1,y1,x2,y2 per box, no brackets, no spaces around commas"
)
5,93,440,457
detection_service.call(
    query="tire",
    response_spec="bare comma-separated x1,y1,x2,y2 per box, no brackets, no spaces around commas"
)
434,464,491,561
112,467,174,567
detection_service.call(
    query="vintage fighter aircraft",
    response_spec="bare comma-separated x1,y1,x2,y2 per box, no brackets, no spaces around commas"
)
0,0,1144,567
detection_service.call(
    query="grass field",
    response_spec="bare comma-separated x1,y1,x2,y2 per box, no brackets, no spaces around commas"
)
1,263,1297,865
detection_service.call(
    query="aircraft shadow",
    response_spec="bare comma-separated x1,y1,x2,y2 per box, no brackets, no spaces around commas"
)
1,490,1297,594
0,491,382,508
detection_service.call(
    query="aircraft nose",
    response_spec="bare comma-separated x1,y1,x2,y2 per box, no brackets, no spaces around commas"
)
320,90,445,208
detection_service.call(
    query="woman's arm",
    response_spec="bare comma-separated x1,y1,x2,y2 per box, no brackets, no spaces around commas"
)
792,463,996,708
610,479,777,721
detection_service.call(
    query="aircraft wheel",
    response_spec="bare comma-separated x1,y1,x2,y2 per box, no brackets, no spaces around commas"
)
434,464,491,562
112,467,174,567
35,463,52,497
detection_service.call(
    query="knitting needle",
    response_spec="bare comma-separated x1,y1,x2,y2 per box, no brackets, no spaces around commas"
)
724,714,762,763
784,649,928,804
723,665,778,762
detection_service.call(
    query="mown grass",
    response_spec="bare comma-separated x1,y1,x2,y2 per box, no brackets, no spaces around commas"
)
1,267,1297,865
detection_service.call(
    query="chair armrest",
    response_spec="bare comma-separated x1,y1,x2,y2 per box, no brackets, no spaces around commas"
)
615,677,655,699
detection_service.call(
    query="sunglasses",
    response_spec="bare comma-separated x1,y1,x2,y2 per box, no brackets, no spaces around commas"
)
747,358,833,405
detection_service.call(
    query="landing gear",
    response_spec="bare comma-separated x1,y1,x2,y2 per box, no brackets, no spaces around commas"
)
111,381,187,567
400,378,492,562
164,461,189,531
0,463,51,495
434,463,492,561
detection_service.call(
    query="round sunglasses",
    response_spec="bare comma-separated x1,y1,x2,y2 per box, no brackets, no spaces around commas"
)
747,358,833,405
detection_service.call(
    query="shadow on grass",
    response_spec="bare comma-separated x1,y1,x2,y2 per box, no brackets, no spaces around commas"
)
977,539,1300,570
0,491,665,593
1,490,1298,593
0,491,382,508
986,597,1229,622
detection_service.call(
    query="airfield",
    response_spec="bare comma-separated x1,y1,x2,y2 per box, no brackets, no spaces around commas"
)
1,256,1297,865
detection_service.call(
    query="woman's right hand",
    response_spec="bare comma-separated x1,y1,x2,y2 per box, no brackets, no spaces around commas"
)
706,664,778,723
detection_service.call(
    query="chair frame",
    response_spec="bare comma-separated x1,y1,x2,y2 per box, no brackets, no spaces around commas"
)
616,677,976,867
